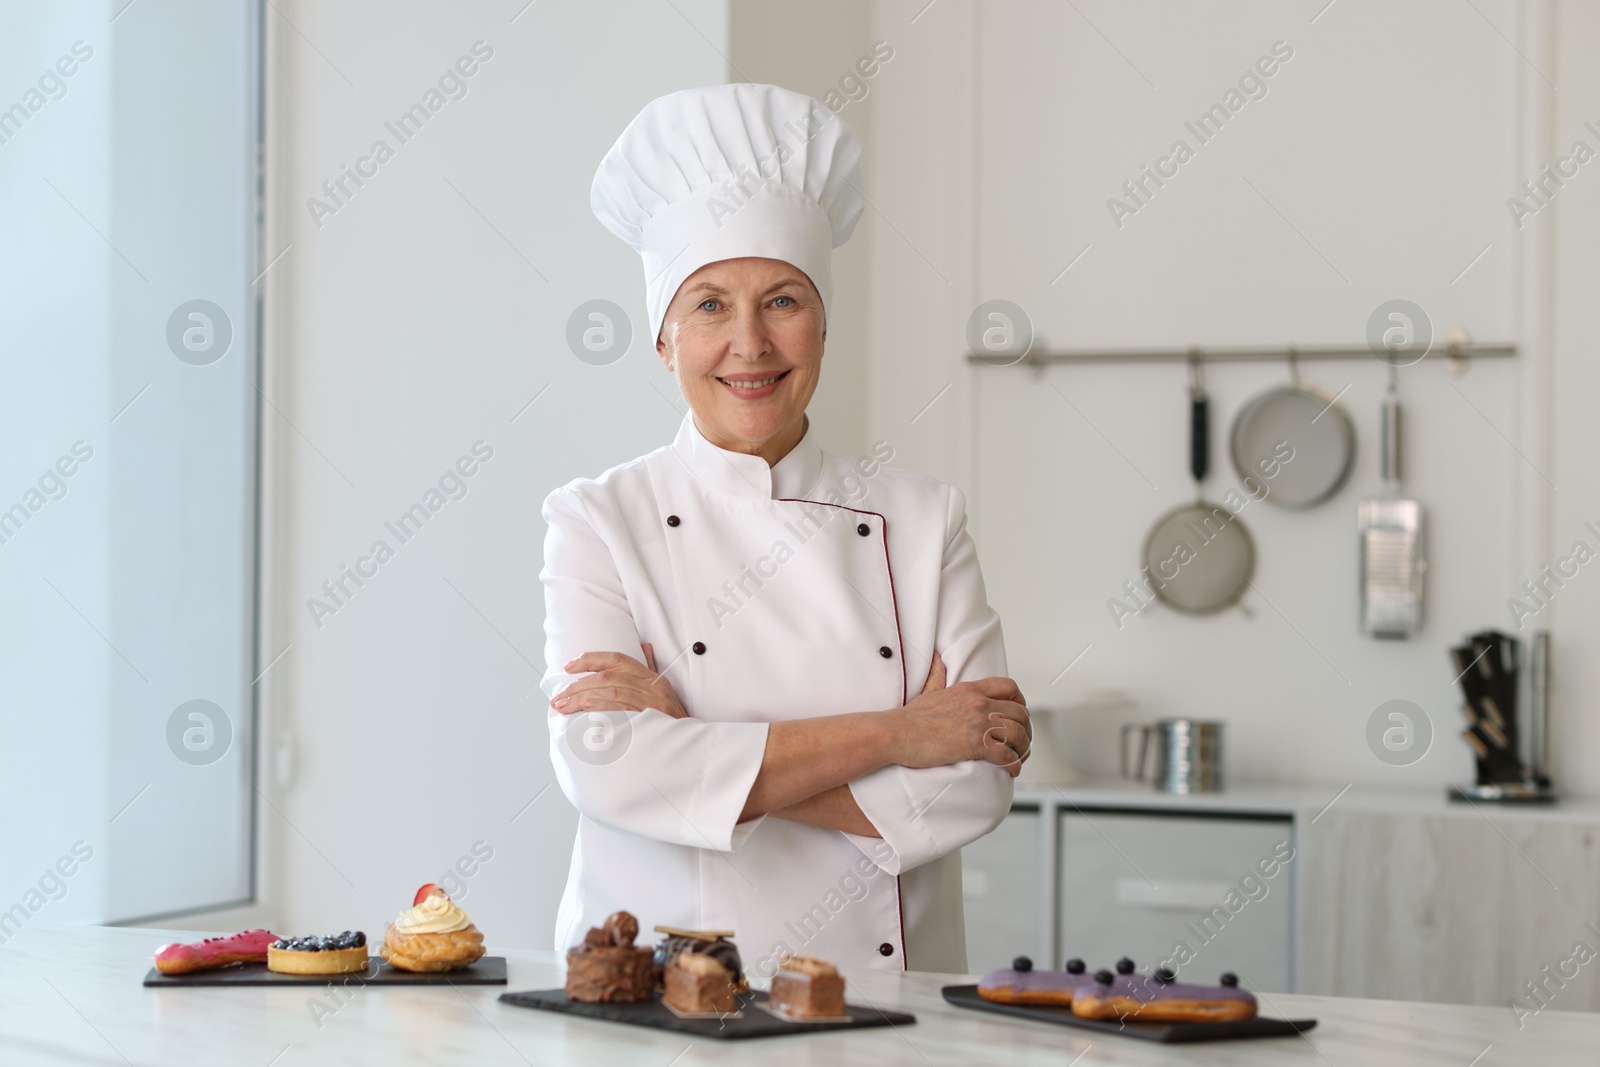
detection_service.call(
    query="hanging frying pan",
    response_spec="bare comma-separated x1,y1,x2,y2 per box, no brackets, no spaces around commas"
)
1141,360,1255,614
1229,352,1355,509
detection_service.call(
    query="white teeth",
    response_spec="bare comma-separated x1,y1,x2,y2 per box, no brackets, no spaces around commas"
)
723,375,781,389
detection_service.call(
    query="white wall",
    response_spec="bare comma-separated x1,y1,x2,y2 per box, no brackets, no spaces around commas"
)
260,0,1599,948
262,0,729,945
728,0,874,458
1550,0,1600,804
856,0,1594,795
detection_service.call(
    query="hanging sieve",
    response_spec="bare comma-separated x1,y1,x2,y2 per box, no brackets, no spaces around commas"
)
1141,358,1256,614
1229,350,1356,509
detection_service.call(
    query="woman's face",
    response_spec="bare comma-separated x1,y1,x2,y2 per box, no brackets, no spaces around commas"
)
656,257,824,461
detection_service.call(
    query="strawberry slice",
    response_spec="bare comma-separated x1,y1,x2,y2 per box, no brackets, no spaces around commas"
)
413,883,445,906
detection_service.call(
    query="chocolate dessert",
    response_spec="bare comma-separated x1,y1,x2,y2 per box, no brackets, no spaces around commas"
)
768,954,846,1019
662,951,738,1015
652,926,746,991
565,911,658,1003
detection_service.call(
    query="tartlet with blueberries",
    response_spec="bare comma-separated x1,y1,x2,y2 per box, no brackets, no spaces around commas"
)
266,931,369,975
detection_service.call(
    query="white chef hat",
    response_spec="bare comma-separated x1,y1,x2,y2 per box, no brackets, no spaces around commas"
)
591,83,865,344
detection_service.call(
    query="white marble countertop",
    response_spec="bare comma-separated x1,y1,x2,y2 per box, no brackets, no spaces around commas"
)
1,924,1594,1065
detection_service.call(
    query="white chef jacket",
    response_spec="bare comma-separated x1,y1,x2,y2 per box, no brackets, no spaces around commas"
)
539,412,1012,980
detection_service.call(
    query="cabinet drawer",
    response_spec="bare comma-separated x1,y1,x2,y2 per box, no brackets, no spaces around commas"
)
1058,811,1295,992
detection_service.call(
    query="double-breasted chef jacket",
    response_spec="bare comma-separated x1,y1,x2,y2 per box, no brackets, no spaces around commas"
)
540,412,1013,979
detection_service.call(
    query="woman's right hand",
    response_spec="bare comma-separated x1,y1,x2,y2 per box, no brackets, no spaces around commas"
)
893,652,1031,777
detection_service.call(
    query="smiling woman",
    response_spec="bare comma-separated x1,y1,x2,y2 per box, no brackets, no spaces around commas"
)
537,83,1031,978
658,258,825,465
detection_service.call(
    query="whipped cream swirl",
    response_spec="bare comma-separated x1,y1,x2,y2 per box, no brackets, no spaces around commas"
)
395,891,472,934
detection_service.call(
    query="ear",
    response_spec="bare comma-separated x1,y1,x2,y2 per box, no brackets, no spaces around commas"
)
655,330,673,373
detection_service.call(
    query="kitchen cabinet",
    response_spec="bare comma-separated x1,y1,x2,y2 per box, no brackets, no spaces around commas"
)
960,806,1040,975
965,791,1294,985
1057,811,1294,992
1299,806,1600,1009
983,784,1600,1008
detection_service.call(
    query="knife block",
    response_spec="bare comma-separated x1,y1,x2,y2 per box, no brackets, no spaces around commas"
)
1448,630,1554,803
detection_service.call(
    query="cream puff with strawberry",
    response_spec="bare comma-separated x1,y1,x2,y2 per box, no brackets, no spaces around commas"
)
381,884,486,972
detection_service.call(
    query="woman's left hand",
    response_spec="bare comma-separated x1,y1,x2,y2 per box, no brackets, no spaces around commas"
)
551,643,688,719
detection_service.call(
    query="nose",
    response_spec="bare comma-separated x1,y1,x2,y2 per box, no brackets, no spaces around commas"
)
728,305,772,362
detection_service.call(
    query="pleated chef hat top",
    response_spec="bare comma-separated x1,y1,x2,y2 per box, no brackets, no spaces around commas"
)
591,83,865,344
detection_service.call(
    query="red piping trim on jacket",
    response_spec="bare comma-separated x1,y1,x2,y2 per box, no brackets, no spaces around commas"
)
775,499,906,702
778,496,908,968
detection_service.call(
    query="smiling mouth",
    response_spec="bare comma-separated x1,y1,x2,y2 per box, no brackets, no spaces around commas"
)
716,370,790,390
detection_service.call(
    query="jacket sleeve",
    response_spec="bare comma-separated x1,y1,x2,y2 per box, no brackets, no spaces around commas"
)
844,483,1015,875
540,485,770,852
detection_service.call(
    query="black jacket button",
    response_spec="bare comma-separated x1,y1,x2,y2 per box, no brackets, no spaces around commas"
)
878,942,894,957
879,646,893,659
666,515,680,527
856,522,870,536
692,641,706,655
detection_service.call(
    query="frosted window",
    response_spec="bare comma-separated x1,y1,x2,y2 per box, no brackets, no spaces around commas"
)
0,0,258,927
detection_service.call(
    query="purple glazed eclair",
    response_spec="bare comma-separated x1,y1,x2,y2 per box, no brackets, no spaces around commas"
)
977,956,1096,1005
1069,959,1258,1023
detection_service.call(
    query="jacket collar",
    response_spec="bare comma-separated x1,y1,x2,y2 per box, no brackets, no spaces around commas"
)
669,411,823,500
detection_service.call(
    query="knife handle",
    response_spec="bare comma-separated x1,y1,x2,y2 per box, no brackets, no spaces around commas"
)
1479,717,1509,750
1478,695,1506,730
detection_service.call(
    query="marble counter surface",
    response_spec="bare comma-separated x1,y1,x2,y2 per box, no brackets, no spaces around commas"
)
1,924,1593,1065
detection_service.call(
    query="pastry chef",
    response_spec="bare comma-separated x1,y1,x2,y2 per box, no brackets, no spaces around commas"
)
541,83,1030,980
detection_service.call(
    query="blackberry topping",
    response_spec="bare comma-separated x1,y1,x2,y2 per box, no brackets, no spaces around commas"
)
1094,969,1114,985
1012,956,1033,972
1065,958,1085,975
1220,972,1239,988
1154,967,1176,984
1115,957,1135,975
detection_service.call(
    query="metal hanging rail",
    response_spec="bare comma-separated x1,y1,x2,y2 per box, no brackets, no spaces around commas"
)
965,342,1517,366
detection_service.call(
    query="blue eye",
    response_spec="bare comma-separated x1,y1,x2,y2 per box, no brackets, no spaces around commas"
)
699,299,719,312
773,296,793,308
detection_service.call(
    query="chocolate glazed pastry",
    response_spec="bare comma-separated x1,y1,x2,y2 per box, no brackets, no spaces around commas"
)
662,951,739,1015
768,955,846,1019
652,927,747,991
565,911,659,1003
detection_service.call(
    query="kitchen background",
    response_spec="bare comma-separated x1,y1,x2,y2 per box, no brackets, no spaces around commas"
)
4,0,1597,1016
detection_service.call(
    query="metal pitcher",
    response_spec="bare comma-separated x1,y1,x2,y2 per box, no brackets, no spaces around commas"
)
1120,719,1224,794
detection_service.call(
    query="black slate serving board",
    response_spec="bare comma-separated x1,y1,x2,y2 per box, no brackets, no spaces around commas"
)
499,987,915,1040
143,956,507,987
941,985,1316,1044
